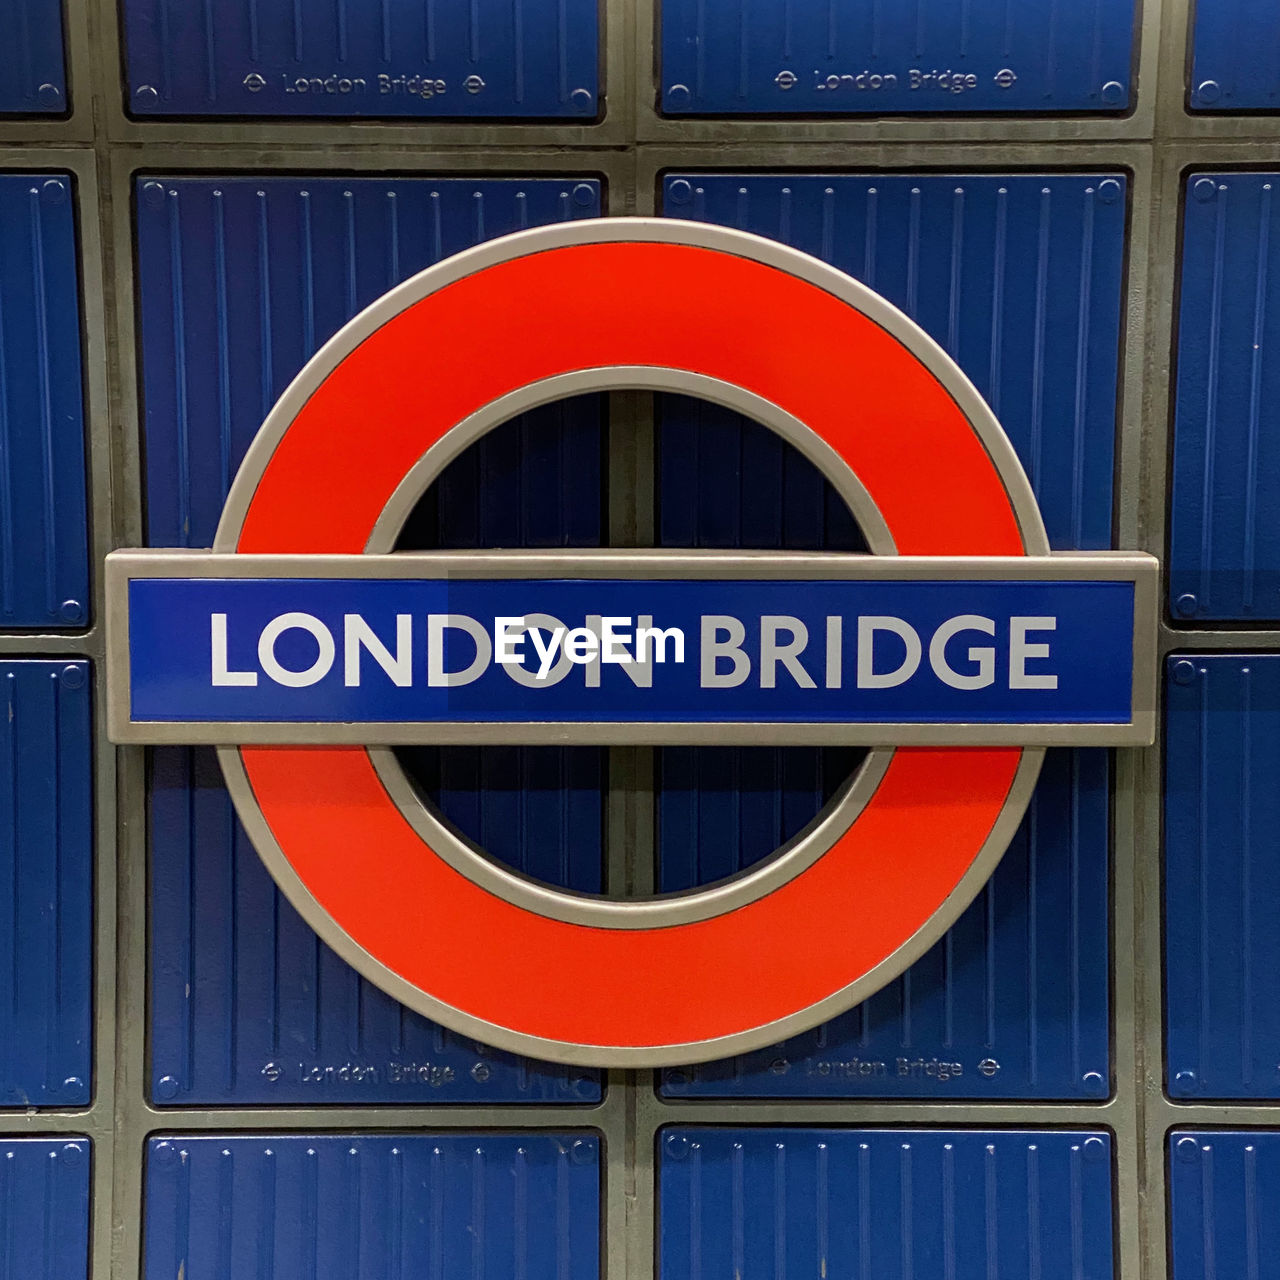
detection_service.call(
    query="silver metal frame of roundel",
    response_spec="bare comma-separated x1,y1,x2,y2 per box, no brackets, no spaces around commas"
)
151,217,1135,1066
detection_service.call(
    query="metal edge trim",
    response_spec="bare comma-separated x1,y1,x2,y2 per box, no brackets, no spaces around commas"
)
119,722,1159,746
105,550,1159,579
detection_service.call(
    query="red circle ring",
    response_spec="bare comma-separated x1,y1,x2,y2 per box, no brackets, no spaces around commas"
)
214,220,1048,1066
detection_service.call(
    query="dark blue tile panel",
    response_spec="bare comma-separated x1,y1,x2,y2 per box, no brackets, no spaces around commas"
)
659,1128,1115,1280
0,174,89,629
661,748,1110,1100
1169,1131,1280,1279
0,661,92,1108
149,746,602,1105
661,174,1127,553
1165,654,1280,1099
1189,1,1280,111
659,397,864,552
660,0,1135,114
392,397,605,552
0,2,67,115
1170,174,1280,621
656,173,1119,1100
122,0,598,118
143,1133,600,1280
0,1139,91,1280
398,745,607,893
136,175,601,549
657,746,862,893
139,176,606,1104
139,174,605,1103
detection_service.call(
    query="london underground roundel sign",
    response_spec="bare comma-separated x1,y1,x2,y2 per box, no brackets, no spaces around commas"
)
107,219,1157,1066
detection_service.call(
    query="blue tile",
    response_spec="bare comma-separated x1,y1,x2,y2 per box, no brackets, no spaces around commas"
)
0,662,92,1108
393,396,605,553
0,1140,91,1280
660,0,1135,114
659,1128,1115,1280
143,1133,600,1280
661,174,1127,553
1169,1132,1280,1279
655,173,1119,1100
136,176,602,550
0,174,89,629
122,0,598,118
149,746,602,1105
0,2,67,115
398,745,607,893
660,749,1111,1100
657,745,862,894
659,396,864,553
1165,654,1280,1099
1189,0,1280,111
139,175,606,1104
1169,174,1280,621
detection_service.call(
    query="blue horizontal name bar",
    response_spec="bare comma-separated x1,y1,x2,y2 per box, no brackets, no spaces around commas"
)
126,577,1135,727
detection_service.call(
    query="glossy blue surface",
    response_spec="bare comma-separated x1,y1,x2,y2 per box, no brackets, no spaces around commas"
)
136,176,601,550
659,1128,1115,1280
0,1140,91,1280
139,176,606,1102
660,0,1136,114
0,173,89,628
121,0,598,117
0,2,67,115
148,743,602,1105
655,172,1120,1100
1189,0,1280,110
0,662,92,1108
661,748,1111,1099
143,1133,600,1280
1169,1131,1280,1278
125,576,1137,728
661,174,1127,553
1165,654,1280,1098
1170,174,1280,621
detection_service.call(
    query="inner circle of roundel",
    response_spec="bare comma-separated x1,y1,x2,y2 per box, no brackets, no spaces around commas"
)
220,226,1038,1064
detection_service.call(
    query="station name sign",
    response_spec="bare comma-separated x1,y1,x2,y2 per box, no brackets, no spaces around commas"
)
102,218,1166,1064
107,549,1157,747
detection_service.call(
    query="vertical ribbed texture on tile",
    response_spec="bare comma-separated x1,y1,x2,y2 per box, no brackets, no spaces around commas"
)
143,1134,599,1280
139,176,606,1103
0,1,66,114
661,749,1110,1100
0,1140,91,1279
136,177,602,550
1190,0,1280,110
1165,654,1280,1098
656,172,1118,1101
395,746,606,897
1169,1132,1280,1280
660,1129,1114,1280
121,0,598,117
1170,174,1280,621
0,174,89,628
661,174,1126,552
660,0,1135,113
659,394,866,552
149,746,602,1105
0,662,92,1108
393,396,606,552
657,746,863,893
